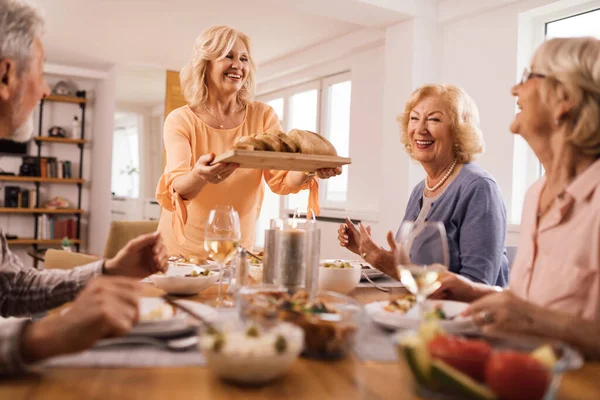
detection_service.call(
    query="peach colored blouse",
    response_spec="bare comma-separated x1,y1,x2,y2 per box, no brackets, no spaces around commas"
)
510,158,600,321
155,102,319,258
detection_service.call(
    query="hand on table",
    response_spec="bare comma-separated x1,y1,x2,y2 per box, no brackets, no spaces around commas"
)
20,277,142,362
193,153,239,184
104,232,169,279
463,290,537,335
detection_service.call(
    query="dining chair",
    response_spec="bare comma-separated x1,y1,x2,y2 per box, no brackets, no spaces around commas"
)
42,220,159,270
102,220,159,259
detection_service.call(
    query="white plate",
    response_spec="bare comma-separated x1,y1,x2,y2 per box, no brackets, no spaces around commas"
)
320,259,385,280
129,297,218,338
365,299,475,332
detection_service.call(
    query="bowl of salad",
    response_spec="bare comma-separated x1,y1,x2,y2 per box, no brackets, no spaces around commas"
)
396,321,583,400
150,265,218,295
319,259,362,294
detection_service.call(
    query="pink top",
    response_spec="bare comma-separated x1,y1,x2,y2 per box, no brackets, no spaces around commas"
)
510,158,600,321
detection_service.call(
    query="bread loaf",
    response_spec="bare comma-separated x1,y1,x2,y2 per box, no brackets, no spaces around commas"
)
231,130,336,156
288,129,337,156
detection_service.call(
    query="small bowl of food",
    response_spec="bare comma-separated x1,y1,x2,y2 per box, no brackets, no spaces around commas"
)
198,321,304,385
238,284,289,324
396,321,583,400
278,290,362,359
150,265,218,295
318,259,362,294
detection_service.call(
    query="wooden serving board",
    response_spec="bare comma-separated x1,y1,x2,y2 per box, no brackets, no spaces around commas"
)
212,149,351,172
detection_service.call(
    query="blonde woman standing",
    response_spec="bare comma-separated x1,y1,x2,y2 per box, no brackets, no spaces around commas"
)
156,26,341,257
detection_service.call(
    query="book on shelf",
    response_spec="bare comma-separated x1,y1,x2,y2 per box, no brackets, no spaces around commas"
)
36,215,77,240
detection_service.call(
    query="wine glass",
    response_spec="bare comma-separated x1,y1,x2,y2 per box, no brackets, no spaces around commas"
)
395,221,450,318
204,205,241,308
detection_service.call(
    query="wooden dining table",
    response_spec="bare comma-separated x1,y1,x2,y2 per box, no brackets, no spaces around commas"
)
1,285,599,400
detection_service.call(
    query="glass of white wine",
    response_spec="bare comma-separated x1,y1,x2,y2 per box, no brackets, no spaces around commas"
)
204,205,241,308
395,221,449,318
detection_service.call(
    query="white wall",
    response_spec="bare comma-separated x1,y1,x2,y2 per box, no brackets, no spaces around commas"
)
256,1,580,254
88,67,117,256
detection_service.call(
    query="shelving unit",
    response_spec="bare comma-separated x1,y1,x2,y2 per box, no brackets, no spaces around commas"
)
0,176,85,184
7,239,82,246
0,208,83,214
0,94,88,252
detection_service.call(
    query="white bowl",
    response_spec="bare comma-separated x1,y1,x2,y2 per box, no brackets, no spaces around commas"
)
150,265,218,295
318,260,362,294
199,322,304,384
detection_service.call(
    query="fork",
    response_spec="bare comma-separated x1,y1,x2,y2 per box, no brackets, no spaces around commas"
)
362,272,390,293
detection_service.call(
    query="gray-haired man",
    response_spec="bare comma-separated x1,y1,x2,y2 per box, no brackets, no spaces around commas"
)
0,0,168,374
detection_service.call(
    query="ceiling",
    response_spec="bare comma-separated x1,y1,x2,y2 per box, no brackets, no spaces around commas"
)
30,0,455,106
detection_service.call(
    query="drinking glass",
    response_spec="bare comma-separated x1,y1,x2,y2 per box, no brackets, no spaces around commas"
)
395,221,450,318
204,205,241,308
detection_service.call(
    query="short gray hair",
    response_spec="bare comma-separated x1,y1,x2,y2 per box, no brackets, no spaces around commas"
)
0,0,44,74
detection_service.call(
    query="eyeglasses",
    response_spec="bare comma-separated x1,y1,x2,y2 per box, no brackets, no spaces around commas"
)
520,67,547,85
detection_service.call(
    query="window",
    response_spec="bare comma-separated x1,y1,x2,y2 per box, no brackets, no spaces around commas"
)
254,73,352,246
112,112,141,198
511,5,600,223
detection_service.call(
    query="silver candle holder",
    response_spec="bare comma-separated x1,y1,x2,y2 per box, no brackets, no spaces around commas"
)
266,218,320,299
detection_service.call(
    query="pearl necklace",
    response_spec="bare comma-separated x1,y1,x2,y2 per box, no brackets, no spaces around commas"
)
202,102,238,128
425,158,458,192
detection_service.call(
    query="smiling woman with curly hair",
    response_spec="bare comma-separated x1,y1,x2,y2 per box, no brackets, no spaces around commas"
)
338,84,509,287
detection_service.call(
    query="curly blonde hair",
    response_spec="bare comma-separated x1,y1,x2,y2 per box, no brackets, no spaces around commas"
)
532,37,600,157
398,84,484,163
180,25,256,109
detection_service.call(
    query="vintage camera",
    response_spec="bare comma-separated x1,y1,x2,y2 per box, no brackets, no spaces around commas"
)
19,156,38,177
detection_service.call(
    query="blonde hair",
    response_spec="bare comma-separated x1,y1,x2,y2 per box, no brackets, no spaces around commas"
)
532,37,600,157
398,84,484,163
180,25,256,109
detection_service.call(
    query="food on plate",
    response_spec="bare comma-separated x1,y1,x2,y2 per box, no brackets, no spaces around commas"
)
239,289,359,358
185,269,211,277
231,129,337,156
384,294,417,313
238,286,289,323
484,351,550,400
139,303,174,322
168,255,206,265
198,322,303,384
398,322,558,400
322,260,353,269
278,291,358,358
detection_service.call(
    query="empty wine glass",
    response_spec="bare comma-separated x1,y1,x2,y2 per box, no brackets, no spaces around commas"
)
395,221,450,318
204,205,241,308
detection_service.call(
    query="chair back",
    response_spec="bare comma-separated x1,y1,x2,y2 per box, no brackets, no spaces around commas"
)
44,249,100,270
103,220,159,259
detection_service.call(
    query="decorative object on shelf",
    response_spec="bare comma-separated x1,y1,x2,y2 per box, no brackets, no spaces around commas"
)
61,237,73,252
51,80,76,96
44,196,70,210
71,116,80,138
75,90,86,99
4,186,20,208
19,156,38,176
48,126,66,138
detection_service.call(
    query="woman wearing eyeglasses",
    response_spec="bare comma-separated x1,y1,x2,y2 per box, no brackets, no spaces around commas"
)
432,37,600,359
155,26,341,258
